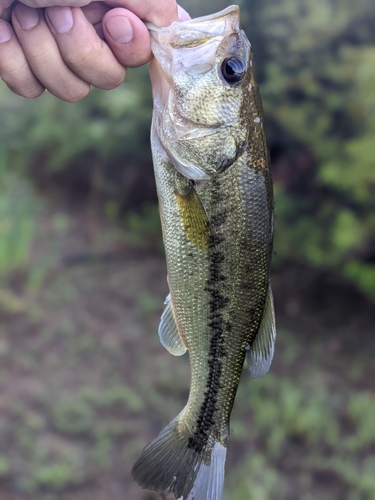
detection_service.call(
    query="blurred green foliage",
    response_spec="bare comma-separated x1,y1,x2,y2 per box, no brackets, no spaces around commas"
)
2,272,374,499
120,203,163,250
246,0,375,297
0,147,37,280
0,2,374,499
225,330,375,500
0,0,374,297
0,66,154,219
0,66,152,170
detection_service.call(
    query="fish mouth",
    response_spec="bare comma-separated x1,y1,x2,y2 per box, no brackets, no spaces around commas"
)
148,6,241,76
147,5,240,42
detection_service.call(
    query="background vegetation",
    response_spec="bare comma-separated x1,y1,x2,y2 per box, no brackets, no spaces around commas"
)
0,0,374,499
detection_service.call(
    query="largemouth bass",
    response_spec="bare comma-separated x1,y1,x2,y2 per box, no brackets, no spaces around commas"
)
132,6,275,500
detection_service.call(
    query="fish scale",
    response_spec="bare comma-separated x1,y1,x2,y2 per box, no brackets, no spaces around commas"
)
132,6,275,500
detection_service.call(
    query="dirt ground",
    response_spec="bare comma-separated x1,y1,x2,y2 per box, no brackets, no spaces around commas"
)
1,200,374,500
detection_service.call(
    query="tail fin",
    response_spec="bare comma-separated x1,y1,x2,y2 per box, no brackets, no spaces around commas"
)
131,416,227,500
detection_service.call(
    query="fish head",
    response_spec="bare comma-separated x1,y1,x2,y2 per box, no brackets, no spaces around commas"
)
149,6,259,181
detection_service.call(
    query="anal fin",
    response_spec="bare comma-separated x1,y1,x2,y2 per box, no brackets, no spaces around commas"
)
158,294,187,356
246,285,276,379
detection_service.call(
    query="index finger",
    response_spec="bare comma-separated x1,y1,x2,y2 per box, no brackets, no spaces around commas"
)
104,0,178,26
8,0,179,26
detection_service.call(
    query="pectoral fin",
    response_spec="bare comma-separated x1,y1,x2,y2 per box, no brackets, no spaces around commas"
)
158,294,187,356
246,285,276,379
175,186,210,251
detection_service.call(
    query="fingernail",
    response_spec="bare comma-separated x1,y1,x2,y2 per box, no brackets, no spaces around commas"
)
0,22,11,43
106,16,133,44
14,4,39,30
47,6,73,34
177,5,191,21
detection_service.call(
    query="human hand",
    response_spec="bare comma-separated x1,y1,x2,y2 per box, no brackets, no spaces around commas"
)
0,0,189,101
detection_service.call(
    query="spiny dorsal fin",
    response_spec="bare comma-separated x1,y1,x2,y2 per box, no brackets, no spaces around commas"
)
246,285,276,379
158,294,187,356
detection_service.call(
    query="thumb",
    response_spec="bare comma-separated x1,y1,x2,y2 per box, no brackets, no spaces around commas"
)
102,7,151,68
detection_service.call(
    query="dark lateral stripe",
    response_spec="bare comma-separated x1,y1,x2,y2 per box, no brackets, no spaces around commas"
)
188,179,230,453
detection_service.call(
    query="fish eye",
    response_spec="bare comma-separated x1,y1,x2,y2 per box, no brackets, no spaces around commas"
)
220,57,246,85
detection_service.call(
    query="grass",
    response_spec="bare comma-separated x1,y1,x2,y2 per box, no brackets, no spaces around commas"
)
0,149,37,281
224,328,375,500
0,203,374,500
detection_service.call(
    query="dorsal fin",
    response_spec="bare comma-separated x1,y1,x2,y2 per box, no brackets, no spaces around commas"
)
246,285,276,379
158,294,187,356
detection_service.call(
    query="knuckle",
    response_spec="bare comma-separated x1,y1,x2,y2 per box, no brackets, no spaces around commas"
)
26,45,54,68
0,63,25,81
4,78,44,98
0,51,28,75
63,83,90,102
0,59,41,97
27,85,45,99
122,50,152,69
64,44,96,69
100,70,126,91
